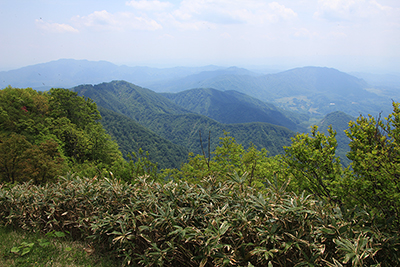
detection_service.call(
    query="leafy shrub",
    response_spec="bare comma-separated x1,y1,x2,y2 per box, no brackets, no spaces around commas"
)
1,174,399,266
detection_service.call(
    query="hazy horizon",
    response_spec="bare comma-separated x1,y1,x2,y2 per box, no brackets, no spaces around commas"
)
1,1,399,74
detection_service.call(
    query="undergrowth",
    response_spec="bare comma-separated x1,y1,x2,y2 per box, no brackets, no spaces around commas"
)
0,224,117,267
1,173,399,266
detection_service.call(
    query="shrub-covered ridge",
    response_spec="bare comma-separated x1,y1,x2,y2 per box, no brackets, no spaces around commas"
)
1,174,399,266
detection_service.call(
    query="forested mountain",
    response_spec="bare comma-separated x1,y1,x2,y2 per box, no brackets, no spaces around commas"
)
147,66,392,118
74,80,190,121
161,88,300,131
98,106,189,169
73,81,295,156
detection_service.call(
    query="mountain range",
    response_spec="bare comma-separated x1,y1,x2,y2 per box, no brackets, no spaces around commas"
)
0,59,224,91
148,66,394,117
2,59,396,118
2,59,397,168
73,81,295,157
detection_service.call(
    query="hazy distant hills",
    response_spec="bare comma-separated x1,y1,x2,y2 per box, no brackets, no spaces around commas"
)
148,66,368,97
73,81,294,156
148,66,391,117
1,59,395,118
0,58,223,91
161,88,300,131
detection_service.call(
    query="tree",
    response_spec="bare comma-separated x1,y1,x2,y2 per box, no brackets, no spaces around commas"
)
47,88,100,130
0,133,65,184
23,139,65,184
0,87,123,183
283,125,345,204
0,133,31,183
173,132,281,190
345,102,400,222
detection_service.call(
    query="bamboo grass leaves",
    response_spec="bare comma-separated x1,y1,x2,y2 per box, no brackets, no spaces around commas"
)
1,174,396,266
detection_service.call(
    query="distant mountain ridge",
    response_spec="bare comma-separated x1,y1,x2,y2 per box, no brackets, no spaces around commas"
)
73,80,295,156
2,59,394,118
0,58,224,90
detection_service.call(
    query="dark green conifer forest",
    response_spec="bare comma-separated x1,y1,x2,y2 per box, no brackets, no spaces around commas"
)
1,86,400,266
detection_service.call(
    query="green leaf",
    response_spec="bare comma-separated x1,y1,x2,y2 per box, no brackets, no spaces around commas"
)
21,247,32,256
219,221,230,236
54,231,66,238
11,246,20,253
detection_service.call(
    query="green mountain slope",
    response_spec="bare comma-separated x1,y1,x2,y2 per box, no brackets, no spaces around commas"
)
98,106,189,169
141,113,294,156
161,88,299,131
74,80,190,122
73,81,295,156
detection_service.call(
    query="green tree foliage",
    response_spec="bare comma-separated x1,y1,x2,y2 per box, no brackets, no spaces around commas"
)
319,111,355,166
0,133,32,184
173,132,283,189
283,103,400,226
283,125,345,204
118,149,160,183
0,133,65,184
345,102,400,222
0,86,122,184
23,139,65,184
47,88,101,129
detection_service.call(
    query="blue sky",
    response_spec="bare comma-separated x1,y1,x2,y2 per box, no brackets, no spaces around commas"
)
1,0,399,72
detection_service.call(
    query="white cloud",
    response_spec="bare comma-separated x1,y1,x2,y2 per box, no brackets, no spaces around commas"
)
36,1,298,34
126,0,173,11
166,0,297,30
35,19,79,33
72,10,162,31
269,2,298,21
314,0,397,21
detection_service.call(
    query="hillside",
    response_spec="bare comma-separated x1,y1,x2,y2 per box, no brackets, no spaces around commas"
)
73,81,295,156
162,88,300,131
99,106,189,169
74,80,190,121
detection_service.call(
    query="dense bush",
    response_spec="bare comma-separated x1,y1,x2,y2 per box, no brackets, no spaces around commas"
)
1,174,399,266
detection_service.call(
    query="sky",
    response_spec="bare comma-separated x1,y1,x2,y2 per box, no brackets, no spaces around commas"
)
1,0,400,73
